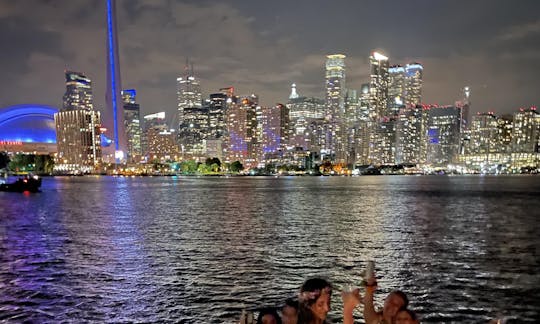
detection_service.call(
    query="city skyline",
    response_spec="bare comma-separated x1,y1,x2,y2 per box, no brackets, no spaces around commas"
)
1,0,539,121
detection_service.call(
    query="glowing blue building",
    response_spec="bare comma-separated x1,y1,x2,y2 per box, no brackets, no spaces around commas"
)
0,104,58,154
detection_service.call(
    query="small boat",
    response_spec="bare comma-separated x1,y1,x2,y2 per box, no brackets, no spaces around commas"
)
0,176,42,193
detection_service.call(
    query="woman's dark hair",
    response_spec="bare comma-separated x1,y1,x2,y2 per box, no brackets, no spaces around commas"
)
390,290,409,308
284,297,299,311
397,307,418,320
297,278,332,324
257,307,282,324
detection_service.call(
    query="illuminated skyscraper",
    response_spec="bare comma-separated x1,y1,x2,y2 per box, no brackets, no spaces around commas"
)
55,71,101,172
395,105,426,164
350,84,372,165
368,118,396,165
325,54,347,163
121,89,142,162
388,63,423,113
388,65,406,116
208,92,228,139
426,106,462,166
405,63,423,106
226,95,258,168
496,114,513,153
512,107,540,153
509,107,540,170
260,103,290,164
142,112,178,161
142,112,165,157
345,89,359,124
63,71,94,111
288,86,325,150
369,52,390,119
325,54,346,117
358,84,370,121
176,61,204,158
469,112,498,155
176,60,202,129
103,0,127,164
178,106,209,158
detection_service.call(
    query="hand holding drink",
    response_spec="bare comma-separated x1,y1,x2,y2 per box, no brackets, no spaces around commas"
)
362,260,377,287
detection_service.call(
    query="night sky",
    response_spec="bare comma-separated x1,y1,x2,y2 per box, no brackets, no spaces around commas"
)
1,0,539,123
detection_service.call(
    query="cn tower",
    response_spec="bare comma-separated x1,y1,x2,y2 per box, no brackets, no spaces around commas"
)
104,0,127,163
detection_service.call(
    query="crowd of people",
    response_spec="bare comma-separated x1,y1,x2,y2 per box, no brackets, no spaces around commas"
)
239,276,419,324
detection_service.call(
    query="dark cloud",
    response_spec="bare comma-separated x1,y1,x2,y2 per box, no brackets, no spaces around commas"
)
0,0,539,120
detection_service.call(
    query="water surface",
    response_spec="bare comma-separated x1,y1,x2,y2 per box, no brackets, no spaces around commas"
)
1,175,539,323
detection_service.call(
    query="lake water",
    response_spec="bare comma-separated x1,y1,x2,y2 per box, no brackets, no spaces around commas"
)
1,175,539,323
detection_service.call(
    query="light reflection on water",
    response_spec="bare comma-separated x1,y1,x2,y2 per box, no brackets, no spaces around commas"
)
0,175,539,323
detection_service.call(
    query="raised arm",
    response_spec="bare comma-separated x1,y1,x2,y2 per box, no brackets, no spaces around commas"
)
363,284,379,324
342,288,361,324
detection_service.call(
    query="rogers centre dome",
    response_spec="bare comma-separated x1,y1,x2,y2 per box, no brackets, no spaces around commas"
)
0,104,58,154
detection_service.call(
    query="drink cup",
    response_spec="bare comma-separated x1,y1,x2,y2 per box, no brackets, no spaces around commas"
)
343,284,355,293
365,260,375,281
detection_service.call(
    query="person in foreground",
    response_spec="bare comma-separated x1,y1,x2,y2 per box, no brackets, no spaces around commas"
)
341,287,361,324
257,307,282,324
341,279,408,324
364,286,408,324
394,307,419,324
281,298,299,324
297,278,333,324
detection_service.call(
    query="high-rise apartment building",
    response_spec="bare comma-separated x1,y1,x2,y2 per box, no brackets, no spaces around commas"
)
178,106,209,158
510,107,539,170
325,54,346,118
288,84,325,150
55,71,101,172
289,99,325,150
496,114,513,153
388,63,423,113
512,107,540,153
121,89,142,163
358,84,370,121
325,54,347,163
147,128,178,162
226,95,258,168
63,72,94,111
469,112,498,154
369,52,390,120
368,118,397,165
208,92,228,139
395,105,426,165
426,106,462,166
367,52,392,165
142,112,178,161
260,103,290,164
388,65,406,116
176,61,202,129
405,63,423,106
345,89,360,124
306,118,331,159
142,112,166,156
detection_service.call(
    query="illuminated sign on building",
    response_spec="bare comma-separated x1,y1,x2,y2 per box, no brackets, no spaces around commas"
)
0,140,23,146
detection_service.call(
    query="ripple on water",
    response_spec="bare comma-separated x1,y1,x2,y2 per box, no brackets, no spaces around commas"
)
0,175,539,322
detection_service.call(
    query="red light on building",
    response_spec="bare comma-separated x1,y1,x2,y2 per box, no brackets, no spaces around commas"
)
0,140,23,146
